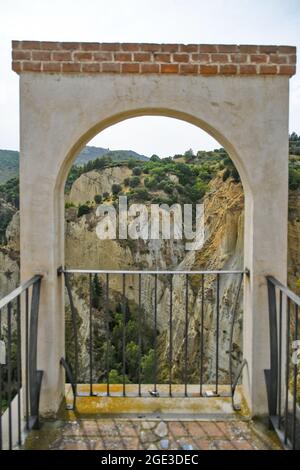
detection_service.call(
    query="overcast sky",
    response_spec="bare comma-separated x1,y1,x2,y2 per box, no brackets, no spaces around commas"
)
0,0,299,157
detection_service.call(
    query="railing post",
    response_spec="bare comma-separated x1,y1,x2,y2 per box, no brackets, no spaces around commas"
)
29,278,43,429
265,277,279,418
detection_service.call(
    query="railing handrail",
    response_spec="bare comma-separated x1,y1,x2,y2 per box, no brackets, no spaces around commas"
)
61,268,246,275
266,274,300,450
267,275,300,308
0,275,42,310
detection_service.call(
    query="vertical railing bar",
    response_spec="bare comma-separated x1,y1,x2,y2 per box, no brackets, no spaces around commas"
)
200,274,204,396
154,274,157,394
169,274,173,397
284,297,290,445
266,278,279,418
64,273,78,400
89,274,93,396
17,295,22,445
184,274,188,397
278,290,282,429
7,302,12,450
291,304,298,450
215,273,220,395
228,273,244,408
138,274,142,397
0,307,2,450
122,274,126,397
28,278,42,428
25,288,29,430
106,273,110,397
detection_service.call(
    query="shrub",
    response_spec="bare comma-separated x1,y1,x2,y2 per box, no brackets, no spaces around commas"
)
77,204,91,217
129,176,140,188
184,181,208,202
102,192,109,200
91,274,102,308
112,183,121,195
127,159,136,169
108,369,131,384
132,167,142,176
65,201,75,209
141,349,155,383
151,196,173,205
144,176,157,190
222,168,230,181
163,182,175,195
175,184,184,194
94,194,102,204
231,167,240,183
128,188,150,201
289,168,300,190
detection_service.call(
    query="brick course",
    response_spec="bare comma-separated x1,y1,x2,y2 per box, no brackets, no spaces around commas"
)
12,41,297,76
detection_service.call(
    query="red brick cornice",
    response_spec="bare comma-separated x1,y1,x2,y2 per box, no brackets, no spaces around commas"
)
12,41,297,76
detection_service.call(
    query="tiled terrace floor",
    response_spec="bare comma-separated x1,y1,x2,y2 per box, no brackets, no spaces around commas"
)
24,418,282,450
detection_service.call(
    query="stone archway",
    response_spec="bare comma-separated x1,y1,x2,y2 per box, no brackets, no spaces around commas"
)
12,41,296,417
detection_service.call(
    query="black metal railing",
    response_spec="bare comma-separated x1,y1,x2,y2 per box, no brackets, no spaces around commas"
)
60,268,246,410
0,275,43,450
266,276,300,450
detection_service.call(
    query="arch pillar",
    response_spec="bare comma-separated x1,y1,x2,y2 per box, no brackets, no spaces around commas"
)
18,68,290,417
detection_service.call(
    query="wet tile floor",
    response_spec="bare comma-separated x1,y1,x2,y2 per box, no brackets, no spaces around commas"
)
24,418,282,450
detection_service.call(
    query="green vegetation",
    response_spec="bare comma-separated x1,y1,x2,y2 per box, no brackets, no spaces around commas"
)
0,177,19,243
112,183,122,195
94,194,102,204
0,150,19,184
77,204,91,217
2,135,300,238
132,167,142,176
89,274,155,383
0,177,19,209
289,132,300,156
128,176,140,188
128,188,151,202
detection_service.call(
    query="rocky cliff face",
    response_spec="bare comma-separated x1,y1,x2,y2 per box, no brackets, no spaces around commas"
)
156,175,244,383
64,170,245,383
68,166,132,204
0,199,19,302
288,187,300,295
1,166,300,386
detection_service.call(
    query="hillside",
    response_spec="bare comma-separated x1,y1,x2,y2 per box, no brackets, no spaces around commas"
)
75,147,148,165
1,145,300,391
0,150,19,183
0,146,148,184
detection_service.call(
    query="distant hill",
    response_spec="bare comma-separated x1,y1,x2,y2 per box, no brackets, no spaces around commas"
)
75,146,109,165
0,146,149,183
101,149,149,162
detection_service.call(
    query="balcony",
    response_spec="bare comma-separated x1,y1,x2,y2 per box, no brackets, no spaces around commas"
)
0,269,299,450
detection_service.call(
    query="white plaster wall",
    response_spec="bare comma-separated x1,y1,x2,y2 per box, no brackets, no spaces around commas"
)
1,389,24,450
19,72,289,416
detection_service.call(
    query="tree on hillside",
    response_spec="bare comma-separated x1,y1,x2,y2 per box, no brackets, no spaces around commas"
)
92,274,102,309
94,194,102,204
132,167,142,176
112,183,121,195
77,204,91,217
129,176,140,188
